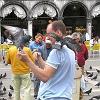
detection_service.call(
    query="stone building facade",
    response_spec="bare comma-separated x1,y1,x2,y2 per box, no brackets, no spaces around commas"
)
0,0,100,42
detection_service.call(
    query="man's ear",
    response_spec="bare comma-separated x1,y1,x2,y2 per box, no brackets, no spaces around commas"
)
56,30,62,37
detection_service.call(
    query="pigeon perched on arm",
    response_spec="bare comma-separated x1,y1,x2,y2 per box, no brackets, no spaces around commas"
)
51,32,81,52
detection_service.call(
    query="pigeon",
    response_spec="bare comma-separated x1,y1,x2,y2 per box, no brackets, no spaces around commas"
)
95,82,100,87
89,98,93,100
88,72,93,77
0,84,1,88
3,87,6,93
86,71,92,75
0,74,2,79
89,95,100,100
2,73,7,78
8,92,12,98
96,69,100,73
91,75,98,80
0,81,3,86
10,85,14,91
89,66,92,70
51,35,81,52
84,88,92,95
0,90,6,96
2,98,7,100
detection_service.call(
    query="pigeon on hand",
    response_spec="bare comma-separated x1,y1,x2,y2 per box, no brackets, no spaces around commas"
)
84,88,92,95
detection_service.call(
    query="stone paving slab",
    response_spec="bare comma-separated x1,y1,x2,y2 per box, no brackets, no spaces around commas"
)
0,56,100,100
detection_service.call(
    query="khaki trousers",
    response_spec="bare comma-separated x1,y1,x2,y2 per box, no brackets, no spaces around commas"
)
12,73,32,100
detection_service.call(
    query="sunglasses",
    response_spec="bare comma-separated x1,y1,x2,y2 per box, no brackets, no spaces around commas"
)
48,33,62,42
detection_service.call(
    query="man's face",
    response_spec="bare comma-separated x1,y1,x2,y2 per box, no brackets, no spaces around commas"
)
73,37,80,43
35,36,43,43
46,24,56,44
46,43,52,49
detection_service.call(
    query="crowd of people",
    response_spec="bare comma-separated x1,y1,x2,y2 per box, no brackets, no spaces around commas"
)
5,20,90,100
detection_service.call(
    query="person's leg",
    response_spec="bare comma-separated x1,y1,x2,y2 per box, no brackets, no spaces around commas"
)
81,67,84,75
21,73,32,100
80,67,85,100
34,79,40,99
12,74,21,100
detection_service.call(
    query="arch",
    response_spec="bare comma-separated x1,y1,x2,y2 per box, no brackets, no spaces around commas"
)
61,1,89,18
30,1,60,19
0,1,29,19
90,2,100,18
90,2,100,37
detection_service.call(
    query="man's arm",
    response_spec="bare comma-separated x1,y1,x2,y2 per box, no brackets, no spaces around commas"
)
18,52,56,83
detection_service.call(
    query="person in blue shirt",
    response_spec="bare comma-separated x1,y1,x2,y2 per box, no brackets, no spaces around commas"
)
33,38,52,99
18,20,75,100
29,33,44,51
29,33,44,98
38,38,52,61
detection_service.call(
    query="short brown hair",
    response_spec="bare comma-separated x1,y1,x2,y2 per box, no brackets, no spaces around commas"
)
51,20,66,35
71,32,81,40
35,33,43,39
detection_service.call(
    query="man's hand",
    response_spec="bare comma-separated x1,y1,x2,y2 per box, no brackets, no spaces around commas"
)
33,51,41,61
17,51,30,62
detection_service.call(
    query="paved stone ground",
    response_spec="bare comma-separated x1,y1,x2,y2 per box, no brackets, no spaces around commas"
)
0,62,35,100
0,51,100,100
83,56,100,100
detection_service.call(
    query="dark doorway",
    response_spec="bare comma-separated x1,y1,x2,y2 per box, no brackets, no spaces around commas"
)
1,10,27,29
32,13,57,38
63,3,87,33
92,15,100,37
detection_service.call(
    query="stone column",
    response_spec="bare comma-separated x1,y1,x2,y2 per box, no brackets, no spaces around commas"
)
28,19,33,36
87,17,92,39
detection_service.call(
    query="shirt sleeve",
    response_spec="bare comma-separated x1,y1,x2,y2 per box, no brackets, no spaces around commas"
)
46,49,60,69
29,42,33,51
